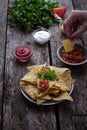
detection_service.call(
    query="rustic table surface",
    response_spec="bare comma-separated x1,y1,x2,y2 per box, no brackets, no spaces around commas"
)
0,0,87,130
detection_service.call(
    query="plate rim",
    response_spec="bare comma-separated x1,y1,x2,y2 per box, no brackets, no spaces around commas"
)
20,83,74,105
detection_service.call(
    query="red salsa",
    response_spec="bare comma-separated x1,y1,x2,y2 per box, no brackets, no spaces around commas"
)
38,79,49,91
14,46,32,62
61,47,86,63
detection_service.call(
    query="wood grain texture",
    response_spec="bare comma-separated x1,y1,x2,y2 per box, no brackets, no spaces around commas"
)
58,115,87,130
0,0,8,129
2,26,57,130
50,0,74,67
50,0,87,130
1,0,87,130
2,0,57,130
72,0,87,10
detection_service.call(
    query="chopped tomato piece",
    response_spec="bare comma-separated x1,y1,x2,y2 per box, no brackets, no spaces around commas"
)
61,47,86,63
39,79,49,91
52,7,66,18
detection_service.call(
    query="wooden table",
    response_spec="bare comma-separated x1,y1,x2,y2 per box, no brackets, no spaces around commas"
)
0,0,87,130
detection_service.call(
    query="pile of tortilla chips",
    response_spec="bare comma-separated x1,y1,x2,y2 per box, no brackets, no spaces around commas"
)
20,64,75,105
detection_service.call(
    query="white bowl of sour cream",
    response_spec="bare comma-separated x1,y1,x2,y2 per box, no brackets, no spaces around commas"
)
32,28,51,44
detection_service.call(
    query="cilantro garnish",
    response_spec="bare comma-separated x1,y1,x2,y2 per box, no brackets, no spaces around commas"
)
37,70,56,80
8,0,59,33
37,73,43,79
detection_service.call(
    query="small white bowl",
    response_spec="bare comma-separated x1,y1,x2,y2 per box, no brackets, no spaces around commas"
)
57,44,87,66
32,28,51,44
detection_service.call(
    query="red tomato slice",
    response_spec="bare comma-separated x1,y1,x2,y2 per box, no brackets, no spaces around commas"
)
39,79,49,91
52,7,66,18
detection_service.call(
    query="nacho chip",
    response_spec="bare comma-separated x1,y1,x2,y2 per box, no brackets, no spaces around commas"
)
52,92,73,102
62,39,75,52
48,66,69,78
27,64,46,73
37,94,51,100
20,64,75,105
36,94,52,104
20,81,39,100
21,71,37,84
36,99,46,105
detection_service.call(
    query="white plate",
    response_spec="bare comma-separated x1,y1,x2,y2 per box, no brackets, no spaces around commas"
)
21,84,74,105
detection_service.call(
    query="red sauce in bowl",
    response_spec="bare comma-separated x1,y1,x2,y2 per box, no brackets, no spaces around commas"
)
61,47,86,63
14,46,32,62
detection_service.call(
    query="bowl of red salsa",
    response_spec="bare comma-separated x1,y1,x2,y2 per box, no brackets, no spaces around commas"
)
14,46,32,62
57,44,87,66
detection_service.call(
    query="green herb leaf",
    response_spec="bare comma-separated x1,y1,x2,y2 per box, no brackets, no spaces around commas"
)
37,73,43,79
37,70,56,80
43,70,56,80
8,0,59,33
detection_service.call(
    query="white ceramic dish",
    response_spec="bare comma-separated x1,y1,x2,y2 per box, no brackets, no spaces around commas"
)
21,84,74,105
32,28,51,44
57,44,87,66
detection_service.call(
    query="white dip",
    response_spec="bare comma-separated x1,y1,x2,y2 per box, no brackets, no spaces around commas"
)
33,30,50,44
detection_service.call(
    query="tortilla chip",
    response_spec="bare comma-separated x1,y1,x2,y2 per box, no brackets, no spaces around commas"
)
37,87,59,98
27,64,46,73
20,64,75,104
54,82,70,91
37,94,51,100
62,39,75,52
36,94,52,104
20,82,39,100
21,71,37,84
36,99,46,105
52,92,73,102
58,71,75,91
48,66,69,78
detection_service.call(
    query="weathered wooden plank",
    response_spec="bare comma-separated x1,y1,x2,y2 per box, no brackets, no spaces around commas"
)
0,0,8,129
59,115,87,130
50,0,74,67
73,0,87,10
50,0,87,130
56,0,87,115
2,0,58,130
51,0,87,114
2,25,57,130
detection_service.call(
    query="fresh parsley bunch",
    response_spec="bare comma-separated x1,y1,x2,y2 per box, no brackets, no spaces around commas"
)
8,0,59,33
